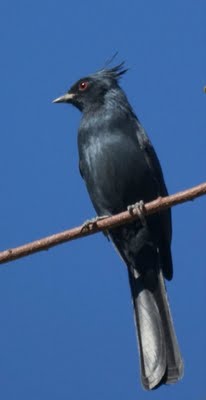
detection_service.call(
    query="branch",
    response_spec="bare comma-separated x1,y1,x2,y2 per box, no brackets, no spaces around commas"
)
0,182,206,265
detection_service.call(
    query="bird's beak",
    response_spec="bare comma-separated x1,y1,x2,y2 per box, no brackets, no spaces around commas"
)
52,93,75,104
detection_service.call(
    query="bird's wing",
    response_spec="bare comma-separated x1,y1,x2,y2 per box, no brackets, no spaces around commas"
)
136,124,173,280
135,124,169,198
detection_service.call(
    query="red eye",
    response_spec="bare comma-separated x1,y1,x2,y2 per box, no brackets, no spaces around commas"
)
79,81,88,91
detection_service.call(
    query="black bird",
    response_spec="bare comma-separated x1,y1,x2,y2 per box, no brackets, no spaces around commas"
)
53,63,183,390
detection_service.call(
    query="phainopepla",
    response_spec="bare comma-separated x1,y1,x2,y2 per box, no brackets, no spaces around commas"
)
53,63,183,390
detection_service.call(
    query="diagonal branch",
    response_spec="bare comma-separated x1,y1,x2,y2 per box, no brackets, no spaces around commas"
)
0,182,206,265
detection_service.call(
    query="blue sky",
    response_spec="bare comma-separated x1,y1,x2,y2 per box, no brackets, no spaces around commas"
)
0,1,205,399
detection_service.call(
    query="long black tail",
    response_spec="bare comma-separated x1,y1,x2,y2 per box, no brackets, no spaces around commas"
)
128,265,183,390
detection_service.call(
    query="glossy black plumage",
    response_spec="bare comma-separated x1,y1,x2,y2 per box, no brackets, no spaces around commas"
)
53,63,183,389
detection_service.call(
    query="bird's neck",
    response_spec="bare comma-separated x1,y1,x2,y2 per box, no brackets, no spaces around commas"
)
79,89,137,140
83,87,134,118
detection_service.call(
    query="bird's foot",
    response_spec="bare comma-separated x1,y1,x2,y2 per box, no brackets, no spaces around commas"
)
127,200,146,226
81,215,109,232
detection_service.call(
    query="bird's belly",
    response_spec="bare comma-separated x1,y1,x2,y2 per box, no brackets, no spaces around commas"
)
80,135,156,216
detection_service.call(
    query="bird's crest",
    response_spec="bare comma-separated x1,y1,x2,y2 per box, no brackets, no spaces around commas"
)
95,55,128,82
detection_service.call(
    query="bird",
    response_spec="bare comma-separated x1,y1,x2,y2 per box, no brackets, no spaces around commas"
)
53,62,183,390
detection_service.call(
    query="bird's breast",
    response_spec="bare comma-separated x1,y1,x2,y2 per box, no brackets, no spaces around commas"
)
78,129,154,215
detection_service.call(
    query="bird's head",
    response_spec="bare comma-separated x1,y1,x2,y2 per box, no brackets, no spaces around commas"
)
53,62,128,113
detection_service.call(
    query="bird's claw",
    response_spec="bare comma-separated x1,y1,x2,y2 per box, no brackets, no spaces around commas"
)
81,215,109,232
127,200,146,226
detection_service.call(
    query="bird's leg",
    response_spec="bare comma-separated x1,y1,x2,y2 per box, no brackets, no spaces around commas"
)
127,200,147,227
81,215,109,232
